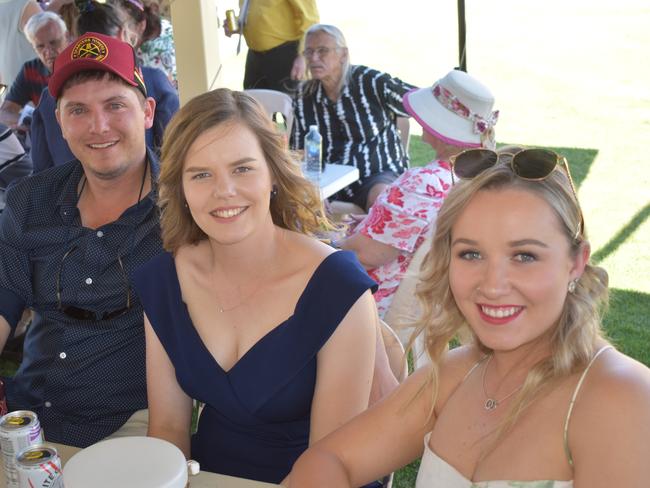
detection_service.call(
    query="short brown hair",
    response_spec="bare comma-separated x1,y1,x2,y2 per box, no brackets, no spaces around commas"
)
158,88,332,253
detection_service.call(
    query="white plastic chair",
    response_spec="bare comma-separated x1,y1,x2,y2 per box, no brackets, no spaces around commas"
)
379,319,408,383
396,116,410,154
383,233,432,370
244,88,294,135
378,319,407,488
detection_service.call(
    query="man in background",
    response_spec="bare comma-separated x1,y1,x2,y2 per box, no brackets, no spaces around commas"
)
0,11,69,128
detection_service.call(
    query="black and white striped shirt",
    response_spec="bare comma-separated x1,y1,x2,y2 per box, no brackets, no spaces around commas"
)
292,65,415,202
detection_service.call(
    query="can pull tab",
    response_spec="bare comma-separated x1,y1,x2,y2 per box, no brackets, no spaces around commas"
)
187,459,200,476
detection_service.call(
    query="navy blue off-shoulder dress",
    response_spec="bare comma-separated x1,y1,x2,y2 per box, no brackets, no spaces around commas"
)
132,250,376,483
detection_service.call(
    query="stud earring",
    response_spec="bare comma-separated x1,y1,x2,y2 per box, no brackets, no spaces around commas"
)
270,185,278,198
568,279,578,294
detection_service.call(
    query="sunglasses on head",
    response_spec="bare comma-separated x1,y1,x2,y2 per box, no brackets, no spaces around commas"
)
449,148,584,239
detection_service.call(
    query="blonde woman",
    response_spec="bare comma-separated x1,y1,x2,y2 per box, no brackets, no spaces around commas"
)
286,149,650,487
132,89,380,484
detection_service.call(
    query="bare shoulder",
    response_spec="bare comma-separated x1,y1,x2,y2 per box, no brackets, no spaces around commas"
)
282,230,335,259
440,345,485,382
174,241,211,273
577,347,650,413
277,230,337,274
435,345,485,410
570,347,650,480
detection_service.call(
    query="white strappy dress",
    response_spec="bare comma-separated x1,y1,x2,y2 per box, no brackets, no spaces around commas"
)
415,346,613,487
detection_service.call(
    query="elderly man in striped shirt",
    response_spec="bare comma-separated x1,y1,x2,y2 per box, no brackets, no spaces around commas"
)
292,24,416,211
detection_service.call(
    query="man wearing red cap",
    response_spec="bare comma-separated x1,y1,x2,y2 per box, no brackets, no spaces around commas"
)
0,32,162,447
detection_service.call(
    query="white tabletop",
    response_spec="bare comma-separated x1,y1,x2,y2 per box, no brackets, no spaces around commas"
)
317,163,359,199
0,442,279,488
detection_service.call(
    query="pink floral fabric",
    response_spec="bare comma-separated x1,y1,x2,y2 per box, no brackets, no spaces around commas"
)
356,160,452,317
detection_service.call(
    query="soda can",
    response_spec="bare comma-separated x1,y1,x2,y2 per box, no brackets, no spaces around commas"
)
17,444,63,488
0,411,44,488
225,9,239,33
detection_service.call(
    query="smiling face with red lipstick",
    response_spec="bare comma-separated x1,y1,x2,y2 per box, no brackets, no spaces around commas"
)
181,121,275,246
448,187,584,353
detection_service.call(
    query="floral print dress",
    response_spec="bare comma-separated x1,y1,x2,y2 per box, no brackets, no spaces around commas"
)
138,18,177,88
355,160,452,317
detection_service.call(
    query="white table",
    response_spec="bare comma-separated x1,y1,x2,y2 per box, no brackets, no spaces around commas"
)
317,163,359,199
0,442,279,487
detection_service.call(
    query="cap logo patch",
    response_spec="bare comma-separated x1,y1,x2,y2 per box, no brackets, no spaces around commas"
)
71,36,108,62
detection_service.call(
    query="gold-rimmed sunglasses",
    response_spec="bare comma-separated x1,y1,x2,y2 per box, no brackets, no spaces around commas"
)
449,148,584,239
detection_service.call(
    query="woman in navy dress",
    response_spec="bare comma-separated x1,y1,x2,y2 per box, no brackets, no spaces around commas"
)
132,88,379,484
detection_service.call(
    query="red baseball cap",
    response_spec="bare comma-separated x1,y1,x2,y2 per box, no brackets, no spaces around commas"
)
48,32,147,99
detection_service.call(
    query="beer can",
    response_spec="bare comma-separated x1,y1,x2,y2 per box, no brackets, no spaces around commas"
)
225,9,239,33
17,444,63,488
0,411,44,488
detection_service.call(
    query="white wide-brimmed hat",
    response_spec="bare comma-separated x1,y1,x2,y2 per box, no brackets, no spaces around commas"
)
403,70,498,149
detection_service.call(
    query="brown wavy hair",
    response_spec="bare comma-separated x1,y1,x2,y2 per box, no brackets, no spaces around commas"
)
409,153,609,436
158,88,333,253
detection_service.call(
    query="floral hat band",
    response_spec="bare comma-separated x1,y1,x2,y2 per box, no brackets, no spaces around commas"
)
432,83,499,144
403,71,497,149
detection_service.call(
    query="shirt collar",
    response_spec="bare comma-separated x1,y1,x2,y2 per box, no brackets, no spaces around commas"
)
314,78,352,105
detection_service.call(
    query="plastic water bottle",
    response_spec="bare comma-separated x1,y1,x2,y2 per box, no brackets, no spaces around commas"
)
304,125,322,181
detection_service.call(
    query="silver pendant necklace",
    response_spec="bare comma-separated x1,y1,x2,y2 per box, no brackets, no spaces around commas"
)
481,355,524,411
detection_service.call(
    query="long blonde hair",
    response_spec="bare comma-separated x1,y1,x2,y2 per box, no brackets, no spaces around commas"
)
411,159,609,431
158,88,334,253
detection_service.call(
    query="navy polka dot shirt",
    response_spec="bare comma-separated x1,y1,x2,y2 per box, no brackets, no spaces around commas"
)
0,152,162,447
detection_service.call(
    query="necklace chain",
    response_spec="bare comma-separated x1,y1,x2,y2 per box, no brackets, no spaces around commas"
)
481,355,524,412
212,274,264,313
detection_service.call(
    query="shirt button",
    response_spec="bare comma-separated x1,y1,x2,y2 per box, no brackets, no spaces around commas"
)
96,230,104,237
85,278,93,285
44,401,52,408
59,352,67,359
